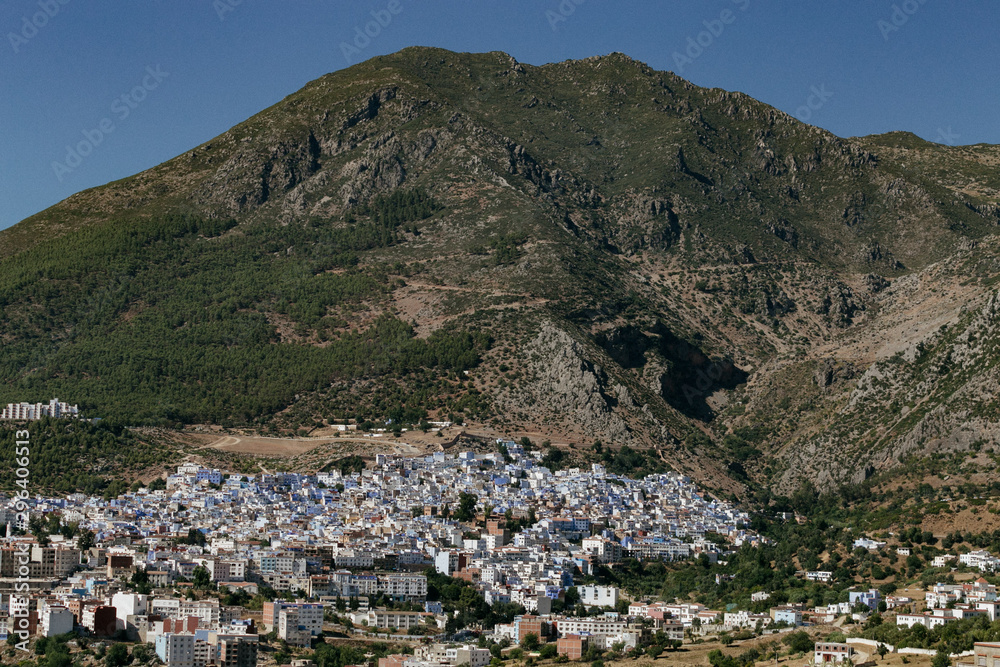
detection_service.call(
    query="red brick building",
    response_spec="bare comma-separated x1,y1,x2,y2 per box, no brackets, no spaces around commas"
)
517,615,546,642
557,635,588,660
82,605,117,637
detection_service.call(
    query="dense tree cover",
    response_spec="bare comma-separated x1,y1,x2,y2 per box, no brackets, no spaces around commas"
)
33,634,77,667
347,188,441,230
594,484,905,607
104,642,130,667
424,568,526,631
312,642,379,667
595,444,668,477
540,446,565,471
454,492,479,522
177,527,207,546
860,613,1000,654
0,204,489,428
598,469,1000,623
322,455,366,475
0,419,172,495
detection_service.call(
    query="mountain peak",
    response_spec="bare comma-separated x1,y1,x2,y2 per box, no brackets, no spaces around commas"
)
4,49,1000,495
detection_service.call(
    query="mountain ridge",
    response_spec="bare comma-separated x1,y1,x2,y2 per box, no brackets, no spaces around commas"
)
4,47,1000,497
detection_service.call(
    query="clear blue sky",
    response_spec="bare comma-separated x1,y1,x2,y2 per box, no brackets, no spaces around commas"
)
1,0,997,230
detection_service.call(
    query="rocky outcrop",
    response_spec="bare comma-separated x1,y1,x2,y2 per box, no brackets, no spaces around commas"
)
492,322,632,443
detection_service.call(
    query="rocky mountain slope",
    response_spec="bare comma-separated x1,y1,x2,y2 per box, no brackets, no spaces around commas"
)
4,47,1000,497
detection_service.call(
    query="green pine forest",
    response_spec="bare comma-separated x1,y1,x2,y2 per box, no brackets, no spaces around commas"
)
0,189,489,428
0,419,173,497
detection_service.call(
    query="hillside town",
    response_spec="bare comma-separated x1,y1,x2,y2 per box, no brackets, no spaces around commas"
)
0,441,764,665
7,439,1000,667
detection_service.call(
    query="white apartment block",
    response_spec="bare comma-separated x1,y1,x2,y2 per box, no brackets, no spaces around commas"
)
578,585,619,608
264,601,323,636
149,599,220,628
156,633,195,667
1,398,79,420
723,610,771,630
630,540,690,561
897,612,959,629
554,617,628,639
200,559,246,582
413,644,491,667
357,609,424,630
334,550,375,568
379,573,428,600
112,593,148,631
278,608,313,648
961,551,1000,572
40,603,75,637
581,537,623,563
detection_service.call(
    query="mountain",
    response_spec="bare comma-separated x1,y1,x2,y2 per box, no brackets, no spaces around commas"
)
4,47,1000,496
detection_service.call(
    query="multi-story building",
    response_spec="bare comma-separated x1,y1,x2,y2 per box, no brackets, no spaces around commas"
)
334,550,374,569
412,644,491,667
216,635,259,667
357,608,424,631
81,605,117,637
111,593,148,634
263,601,322,635
156,632,195,667
193,638,213,667
149,599,220,629
848,589,881,611
581,537,622,563
202,559,246,583
378,573,428,601
278,608,313,648
815,643,853,664
661,619,684,641
196,468,222,485
896,611,959,629
557,635,588,660
578,585,618,609
553,617,628,641
40,603,74,637
0,398,79,420
30,546,81,578
515,614,546,641
107,554,134,579
771,607,803,626
974,642,1000,667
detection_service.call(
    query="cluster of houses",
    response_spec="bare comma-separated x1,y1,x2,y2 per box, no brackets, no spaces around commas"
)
896,578,1000,628
379,644,492,667
0,443,768,664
